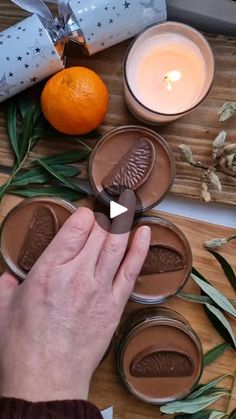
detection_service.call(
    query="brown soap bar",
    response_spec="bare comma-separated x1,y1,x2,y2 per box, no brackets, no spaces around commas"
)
102,137,156,195
130,346,194,378
18,205,59,272
141,244,186,275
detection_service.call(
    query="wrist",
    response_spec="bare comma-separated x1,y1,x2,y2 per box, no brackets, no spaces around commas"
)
0,370,91,402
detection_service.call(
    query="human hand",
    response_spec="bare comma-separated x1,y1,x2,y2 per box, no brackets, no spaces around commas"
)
0,191,150,402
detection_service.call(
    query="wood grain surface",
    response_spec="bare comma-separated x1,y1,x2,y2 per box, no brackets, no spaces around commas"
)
0,1,236,205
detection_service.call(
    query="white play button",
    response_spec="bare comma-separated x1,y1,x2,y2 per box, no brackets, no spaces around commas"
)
110,201,128,219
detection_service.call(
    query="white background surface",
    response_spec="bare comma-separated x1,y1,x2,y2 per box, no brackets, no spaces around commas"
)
102,407,113,419
157,195,236,228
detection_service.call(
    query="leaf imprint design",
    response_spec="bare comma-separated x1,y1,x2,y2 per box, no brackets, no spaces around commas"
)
18,205,59,272
141,244,186,275
102,137,156,195
130,347,194,377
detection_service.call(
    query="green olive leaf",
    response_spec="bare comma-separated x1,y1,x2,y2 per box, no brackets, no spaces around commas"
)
6,99,20,163
203,342,232,366
10,165,80,187
192,267,210,284
198,388,230,397
208,250,236,292
50,165,81,177
177,292,213,305
208,412,227,419
19,108,35,160
229,408,236,419
192,275,236,318
160,393,229,414
38,149,90,166
9,186,83,201
37,159,84,193
10,169,51,187
205,304,236,348
175,410,225,419
187,374,232,400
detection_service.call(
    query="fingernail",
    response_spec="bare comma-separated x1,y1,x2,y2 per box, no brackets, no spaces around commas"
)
140,226,151,240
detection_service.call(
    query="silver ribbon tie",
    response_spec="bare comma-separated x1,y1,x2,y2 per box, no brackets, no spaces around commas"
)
10,0,82,45
10,0,167,54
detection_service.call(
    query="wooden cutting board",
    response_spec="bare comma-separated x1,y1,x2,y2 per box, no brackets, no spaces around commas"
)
0,1,236,205
0,197,235,418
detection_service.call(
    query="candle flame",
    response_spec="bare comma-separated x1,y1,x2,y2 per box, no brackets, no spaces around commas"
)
164,70,182,91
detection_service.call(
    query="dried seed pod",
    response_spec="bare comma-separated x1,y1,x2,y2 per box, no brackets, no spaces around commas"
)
201,182,208,192
208,171,222,192
226,153,236,168
219,102,236,122
204,237,228,250
179,144,194,164
223,143,236,156
219,157,236,176
201,183,211,203
212,131,227,159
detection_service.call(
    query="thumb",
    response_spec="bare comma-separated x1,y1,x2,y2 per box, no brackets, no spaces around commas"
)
0,271,19,295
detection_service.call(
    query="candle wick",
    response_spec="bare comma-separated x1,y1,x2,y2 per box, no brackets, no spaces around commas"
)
164,75,173,92
164,70,182,92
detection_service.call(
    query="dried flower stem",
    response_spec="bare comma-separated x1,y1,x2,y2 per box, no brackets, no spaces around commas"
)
179,122,236,202
204,235,236,250
227,235,236,243
191,161,209,170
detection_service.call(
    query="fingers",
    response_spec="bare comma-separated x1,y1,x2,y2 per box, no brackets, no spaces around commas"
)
110,189,136,236
38,207,95,266
78,213,110,270
95,190,136,284
0,271,19,294
112,226,151,308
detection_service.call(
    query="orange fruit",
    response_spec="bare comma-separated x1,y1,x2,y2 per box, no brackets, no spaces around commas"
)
41,67,109,135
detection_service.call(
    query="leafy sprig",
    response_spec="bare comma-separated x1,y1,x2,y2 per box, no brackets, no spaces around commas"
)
160,372,235,415
163,251,236,417
0,94,93,202
178,255,236,349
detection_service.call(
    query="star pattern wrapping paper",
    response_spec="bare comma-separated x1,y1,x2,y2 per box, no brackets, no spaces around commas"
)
0,0,166,102
0,14,64,103
69,0,167,55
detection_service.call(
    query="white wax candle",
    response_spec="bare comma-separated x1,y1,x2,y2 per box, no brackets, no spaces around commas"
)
128,33,207,115
124,22,214,124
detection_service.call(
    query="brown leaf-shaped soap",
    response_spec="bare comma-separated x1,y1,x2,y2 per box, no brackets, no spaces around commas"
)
141,244,185,275
18,206,59,272
102,137,156,195
130,346,194,377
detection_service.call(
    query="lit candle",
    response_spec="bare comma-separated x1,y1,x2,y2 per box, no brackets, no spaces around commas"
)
124,22,215,124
